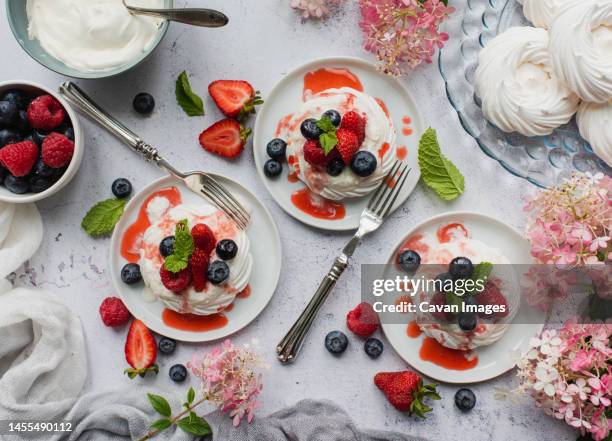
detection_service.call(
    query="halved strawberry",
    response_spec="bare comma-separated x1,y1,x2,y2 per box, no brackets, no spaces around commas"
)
335,128,359,165
124,319,159,379
208,80,263,121
199,119,251,159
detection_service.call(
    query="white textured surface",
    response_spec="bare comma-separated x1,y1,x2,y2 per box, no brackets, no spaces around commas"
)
2,1,574,439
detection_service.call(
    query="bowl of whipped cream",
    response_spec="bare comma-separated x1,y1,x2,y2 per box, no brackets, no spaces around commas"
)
6,0,172,79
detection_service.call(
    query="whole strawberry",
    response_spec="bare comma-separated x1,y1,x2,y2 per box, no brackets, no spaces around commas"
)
346,302,379,337
476,280,508,319
99,296,131,327
374,371,440,417
340,111,366,145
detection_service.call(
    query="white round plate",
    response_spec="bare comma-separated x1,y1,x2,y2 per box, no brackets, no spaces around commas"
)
110,175,282,342
381,211,544,384
253,56,423,231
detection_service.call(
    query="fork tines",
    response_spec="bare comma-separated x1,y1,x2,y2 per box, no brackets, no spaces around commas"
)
367,161,411,219
198,175,250,230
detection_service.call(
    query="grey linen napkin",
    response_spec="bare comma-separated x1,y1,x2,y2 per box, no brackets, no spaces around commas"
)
60,392,422,441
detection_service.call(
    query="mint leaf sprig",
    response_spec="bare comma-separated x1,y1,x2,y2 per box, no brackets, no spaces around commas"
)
81,198,127,237
316,116,338,155
176,71,205,117
163,219,194,273
418,127,465,201
138,388,211,441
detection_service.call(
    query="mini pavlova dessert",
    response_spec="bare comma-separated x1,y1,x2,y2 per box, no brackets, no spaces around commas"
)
396,225,520,351
264,87,397,200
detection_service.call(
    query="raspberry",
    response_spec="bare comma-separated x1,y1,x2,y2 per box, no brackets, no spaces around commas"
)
335,128,359,165
430,292,452,322
160,267,192,293
27,95,66,130
340,111,366,145
191,223,216,254
42,132,74,168
0,141,38,177
303,139,331,166
99,297,131,327
476,281,508,319
346,302,379,337
190,248,209,292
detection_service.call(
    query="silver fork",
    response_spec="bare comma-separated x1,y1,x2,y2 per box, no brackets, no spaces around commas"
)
276,161,411,363
59,82,249,230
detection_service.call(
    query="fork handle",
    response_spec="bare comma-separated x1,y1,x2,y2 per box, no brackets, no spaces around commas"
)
276,253,349,364
59,82,163,164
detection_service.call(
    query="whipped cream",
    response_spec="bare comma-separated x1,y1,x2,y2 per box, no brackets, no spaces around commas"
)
474,27,579,137
139,198,253,316
27,0,165,72
517,0,574,29
577,100,612,167
411,232,520,350
283,88,396,201
549,0,612,103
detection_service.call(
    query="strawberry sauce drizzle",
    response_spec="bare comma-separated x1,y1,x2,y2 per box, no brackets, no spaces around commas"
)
396,145,408,160
121,187,182,263
419,337,479,370
303,68,364,100
407,320,422,338
162,309,228,332
291,188,346,220
437,223,469,244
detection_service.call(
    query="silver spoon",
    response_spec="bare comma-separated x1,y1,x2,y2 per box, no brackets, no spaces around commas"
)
123,0,228,27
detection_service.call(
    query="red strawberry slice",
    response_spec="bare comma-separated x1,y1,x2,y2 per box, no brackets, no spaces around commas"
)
124,319,159,379
190,248,209,292
335,128,359,165
199,119,251,159
476,280,509,319
191,223,216,254
340,111,366,145
208,80,262,120
374,371,440,417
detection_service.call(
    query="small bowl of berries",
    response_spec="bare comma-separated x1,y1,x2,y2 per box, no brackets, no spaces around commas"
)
0,80,83,203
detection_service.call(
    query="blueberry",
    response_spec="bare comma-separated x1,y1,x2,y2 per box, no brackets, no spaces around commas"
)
435,272,454,293
1,90,27,109
323,110,341,127
169,364,188,383
458,312,477,332
449,257,474,280
0,129,21,147
16,110,29,132
121,263,142,285
398,250,421,273
158,337,177,355
326,157,344,176
0,101,18,127
207,260,230,285
64,127,75,141
4,175,29,194
28,130,47,147
216,239,238,260
264,159,282,178
29,175,53,193
133,92,155,115
159,236,175,258
325,330,348,354
350,151,377,177
300,118,322,140
0,165,7,182
266,138,287,160
33,159,55,178
464,296,478,308
455,388,476,411
364,337,384,359
111,178,132,199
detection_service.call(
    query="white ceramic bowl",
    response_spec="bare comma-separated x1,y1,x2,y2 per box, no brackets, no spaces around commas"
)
0,80,84,204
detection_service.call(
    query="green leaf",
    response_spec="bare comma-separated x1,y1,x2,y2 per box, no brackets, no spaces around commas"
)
164,219,194,273
150,418,172,431
418,128,465,201
320,132,338,155
316,116,336,133
187,387,195,405
177,415,211,436
472,262,493,283
176,71,204,117
81,198,127,237
147,393,172,418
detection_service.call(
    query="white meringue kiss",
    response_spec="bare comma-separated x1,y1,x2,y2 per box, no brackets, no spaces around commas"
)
577,100,612,167
475,27,579,136
283,88,396,201
549,0,612,103
517,0,574,29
